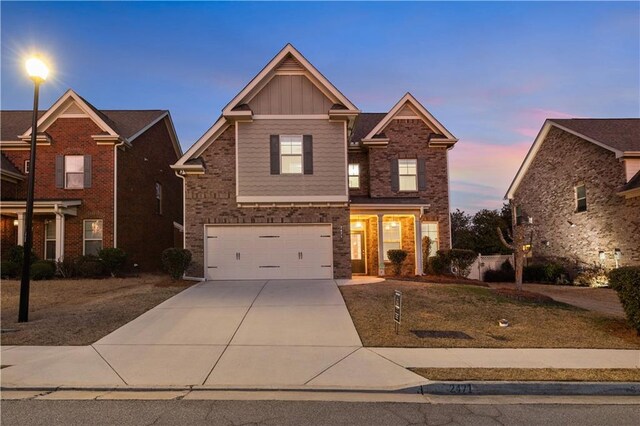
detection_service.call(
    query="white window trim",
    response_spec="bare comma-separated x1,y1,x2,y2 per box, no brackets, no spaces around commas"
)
348,163,360,189
575,184,587,212
382,221,402,262
279,135,304,175
65,155,85,189
398,159,418,192
83,219,103,256
44,220,56,261
24,159,30,174
421,222,439,257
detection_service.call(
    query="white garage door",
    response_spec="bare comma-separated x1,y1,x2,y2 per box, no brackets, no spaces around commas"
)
205,224,333,280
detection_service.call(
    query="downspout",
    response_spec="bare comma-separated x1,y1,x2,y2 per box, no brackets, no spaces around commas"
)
174,169,203,282
113,138,126,248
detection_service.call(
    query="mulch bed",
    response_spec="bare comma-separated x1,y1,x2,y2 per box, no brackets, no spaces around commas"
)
392,275,489,287
491,287,555,303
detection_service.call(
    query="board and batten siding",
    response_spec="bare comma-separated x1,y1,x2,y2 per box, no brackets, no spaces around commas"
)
237,119,346,197
247,75,335,115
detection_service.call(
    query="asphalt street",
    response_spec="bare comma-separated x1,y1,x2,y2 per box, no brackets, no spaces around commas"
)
2,399,640,426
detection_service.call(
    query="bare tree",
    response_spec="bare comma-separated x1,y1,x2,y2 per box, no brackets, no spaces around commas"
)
497,204,533,292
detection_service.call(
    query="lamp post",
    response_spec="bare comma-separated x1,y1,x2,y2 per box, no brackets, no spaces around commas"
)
18,57,49,323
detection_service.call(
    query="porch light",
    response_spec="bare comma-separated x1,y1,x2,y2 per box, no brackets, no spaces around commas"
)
598,251,606,261
25,57,49,82
352,221,363,229
13,219,18,226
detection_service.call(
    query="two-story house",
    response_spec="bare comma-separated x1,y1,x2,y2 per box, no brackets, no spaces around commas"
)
506,118,640,268
0,89,183,271
172,44,457,280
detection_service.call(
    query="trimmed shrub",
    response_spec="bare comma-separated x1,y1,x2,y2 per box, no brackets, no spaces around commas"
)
501,259,515,273
422,236,432,274
162,248,192,280
30,260,56,280
483,267,515,283
98,248,127,277
387,249,408,276
1,260,19,279
573,264,609,287
428,255,447,275
609,267,640,334
523,262,567,283
7,245,38,271
435,249,477,278
56,257,77,278
75,255,106,278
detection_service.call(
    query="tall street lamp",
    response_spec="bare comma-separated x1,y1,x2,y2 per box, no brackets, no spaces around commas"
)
18,56,49,323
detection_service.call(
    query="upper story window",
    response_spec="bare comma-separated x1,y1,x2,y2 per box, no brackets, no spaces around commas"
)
515,206,523,225
398,159,417,191
280,135,303,174
155,182,163,215
575,184,587,212
65,155,85,189
24,160,30,174
348,163,360,188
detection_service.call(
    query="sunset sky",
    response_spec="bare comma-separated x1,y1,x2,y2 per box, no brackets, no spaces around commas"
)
2,1,638,213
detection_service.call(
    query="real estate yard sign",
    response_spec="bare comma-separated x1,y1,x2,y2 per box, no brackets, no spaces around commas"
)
394,290,402,334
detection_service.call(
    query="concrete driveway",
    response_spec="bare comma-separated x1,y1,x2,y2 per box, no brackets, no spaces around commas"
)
86,279,423,389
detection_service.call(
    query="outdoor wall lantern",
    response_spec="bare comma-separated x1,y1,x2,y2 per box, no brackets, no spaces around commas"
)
598,251,606,262
614,249,622,260
13,219,19,226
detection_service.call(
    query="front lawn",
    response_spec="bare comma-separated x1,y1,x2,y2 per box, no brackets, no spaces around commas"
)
340,280,640,349
1,275,194,346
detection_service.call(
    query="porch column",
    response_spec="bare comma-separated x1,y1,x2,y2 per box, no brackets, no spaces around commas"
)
17,213,25,246
55,213,65,261
414,215,423,275
377,214,385,276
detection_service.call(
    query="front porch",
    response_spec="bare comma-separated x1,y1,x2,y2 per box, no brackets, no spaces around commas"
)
349,208,441,277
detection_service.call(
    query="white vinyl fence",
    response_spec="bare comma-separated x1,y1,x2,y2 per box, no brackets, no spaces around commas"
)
467,254,514,281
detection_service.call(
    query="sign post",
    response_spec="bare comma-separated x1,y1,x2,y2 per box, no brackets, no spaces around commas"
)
394,290,402,334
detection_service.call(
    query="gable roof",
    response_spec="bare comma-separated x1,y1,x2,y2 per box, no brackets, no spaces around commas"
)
360,93,457,146
506,118,640,199
222,44,358,115
1,90,181,156
619,170,640,198
549,119,640,153
1,153,24,180
350,113,387,145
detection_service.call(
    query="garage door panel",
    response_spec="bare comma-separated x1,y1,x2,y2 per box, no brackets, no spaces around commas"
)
206,225,333,280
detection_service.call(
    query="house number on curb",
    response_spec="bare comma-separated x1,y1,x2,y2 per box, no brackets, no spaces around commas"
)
394,290,402,334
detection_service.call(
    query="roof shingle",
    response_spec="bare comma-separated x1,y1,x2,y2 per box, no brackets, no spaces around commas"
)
550,118,640,153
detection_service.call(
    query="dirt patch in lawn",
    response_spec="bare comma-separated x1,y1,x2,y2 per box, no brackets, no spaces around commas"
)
412,368,640,382
339,280,640,349
1,275,194,346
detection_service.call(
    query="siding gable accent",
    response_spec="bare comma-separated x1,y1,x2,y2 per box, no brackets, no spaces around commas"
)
55,155,64,188
84,155,92,188
248,75,334,115
270,134,280,175
417,158,427,191
303,135,313,174
390,158,399,192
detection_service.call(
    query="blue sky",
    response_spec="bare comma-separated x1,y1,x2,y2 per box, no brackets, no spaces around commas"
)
2,1,638,213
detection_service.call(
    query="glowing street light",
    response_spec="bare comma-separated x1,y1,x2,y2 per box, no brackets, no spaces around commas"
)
18,55,50,323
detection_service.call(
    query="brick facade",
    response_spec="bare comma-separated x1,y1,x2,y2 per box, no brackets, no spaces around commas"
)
183,125,351,279
1,114,182,270
117,118,182,270
513,126,640,267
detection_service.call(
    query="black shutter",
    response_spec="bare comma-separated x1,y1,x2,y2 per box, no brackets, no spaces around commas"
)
303,135,313,174
417,158,426,191
270,135,280,175
84,155,92,188
390,158,399,192
55,155,64,188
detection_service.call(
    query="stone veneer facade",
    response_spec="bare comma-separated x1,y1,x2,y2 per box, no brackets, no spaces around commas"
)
183,125,351,279
512,126,640,268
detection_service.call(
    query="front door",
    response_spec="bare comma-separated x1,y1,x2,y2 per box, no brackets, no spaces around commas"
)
351,231,366,274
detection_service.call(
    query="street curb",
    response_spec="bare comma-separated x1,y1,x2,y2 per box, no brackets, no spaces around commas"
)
420,381,640,396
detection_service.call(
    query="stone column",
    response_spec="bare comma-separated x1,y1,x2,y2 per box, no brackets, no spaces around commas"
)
414,214,423,275
377,213,385,276
17,213,25,246
55,213,65,261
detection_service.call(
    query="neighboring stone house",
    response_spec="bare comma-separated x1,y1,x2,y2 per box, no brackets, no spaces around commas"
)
506,119,640,269
172,44,457,280
0,89,183,271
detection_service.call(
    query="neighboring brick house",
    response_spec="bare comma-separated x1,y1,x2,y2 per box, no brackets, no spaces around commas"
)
172,44,457,280
0,89,183,271
506,119,640,269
